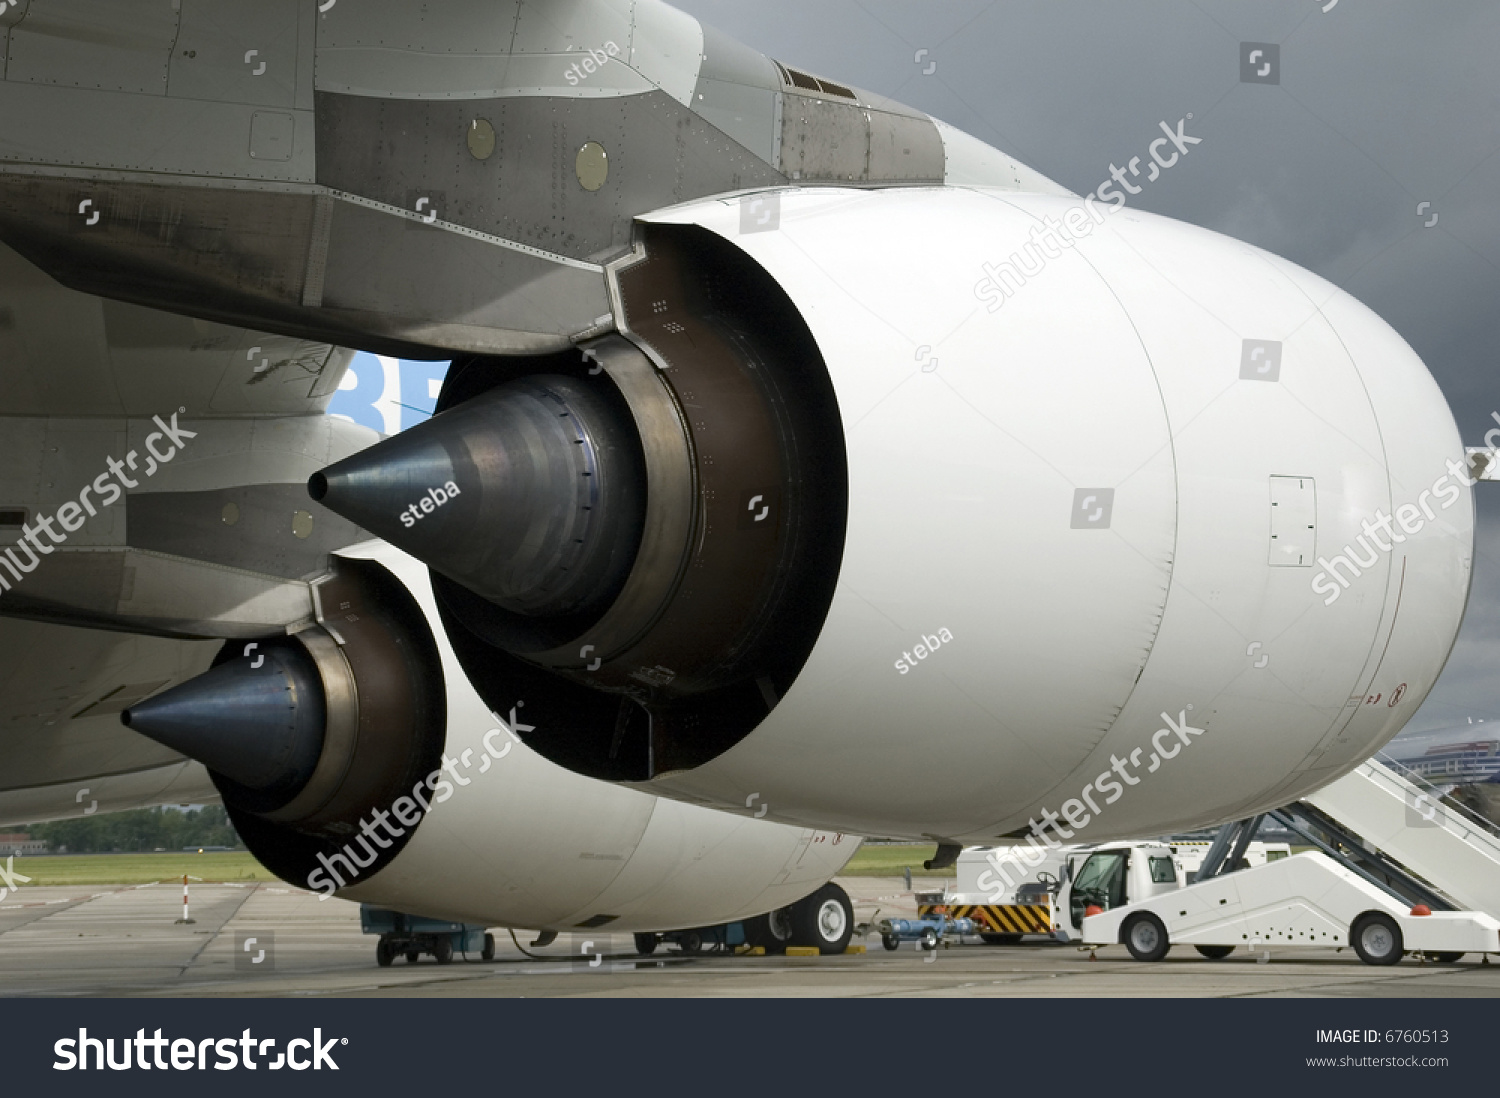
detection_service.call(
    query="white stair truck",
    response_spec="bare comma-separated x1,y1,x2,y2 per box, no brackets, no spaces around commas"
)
1080,850,1500,964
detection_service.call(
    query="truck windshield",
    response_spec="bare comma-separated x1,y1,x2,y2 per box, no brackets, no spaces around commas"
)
1070,850,1127,926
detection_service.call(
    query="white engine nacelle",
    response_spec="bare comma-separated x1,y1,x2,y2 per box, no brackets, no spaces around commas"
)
630,186,1471,842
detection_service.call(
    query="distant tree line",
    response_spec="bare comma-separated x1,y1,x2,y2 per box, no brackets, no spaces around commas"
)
25,806,241,853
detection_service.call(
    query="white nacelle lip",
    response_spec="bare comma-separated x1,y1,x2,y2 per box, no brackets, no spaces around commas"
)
631,184,1471,844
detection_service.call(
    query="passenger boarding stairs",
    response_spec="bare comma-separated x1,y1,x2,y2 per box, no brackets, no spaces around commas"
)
1197,756,1500,919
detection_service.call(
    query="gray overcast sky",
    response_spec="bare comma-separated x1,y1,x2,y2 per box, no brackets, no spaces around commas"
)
675,0,1500,733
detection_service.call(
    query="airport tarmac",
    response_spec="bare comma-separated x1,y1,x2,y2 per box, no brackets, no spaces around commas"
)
4,875,1500,998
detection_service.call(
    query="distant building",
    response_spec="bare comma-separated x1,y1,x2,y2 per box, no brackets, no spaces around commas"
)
0,833,47,857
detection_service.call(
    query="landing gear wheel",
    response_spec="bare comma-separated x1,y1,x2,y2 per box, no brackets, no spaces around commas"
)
1429,951,1464,963
433,937,454,965
744,907,795,954
634,933,659,956
376,938,395,967
1194,944,1235,960
979,933,1022,945
881,933,900,952
920,928,939,951
790,883,855,955
1352,913,1403,966
1122,914,1170,962
676,929,704,956
481,933,496,962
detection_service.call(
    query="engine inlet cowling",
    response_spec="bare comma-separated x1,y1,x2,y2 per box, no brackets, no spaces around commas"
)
310,226,849,781
121,559,446,887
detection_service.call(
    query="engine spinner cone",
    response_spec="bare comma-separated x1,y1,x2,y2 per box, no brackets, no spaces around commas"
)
122,643,326,797
309,375,644,621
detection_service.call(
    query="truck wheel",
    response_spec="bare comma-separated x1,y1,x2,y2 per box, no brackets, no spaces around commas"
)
1194,944,1235,960
1122,914,1170,962
744,908,795,954
791,883,855,955
676,929,704,956
433,937,454,965
881,933,900,952
633,933,658,956
481,933,496,962
1351,913,1403,966
376,938,395,967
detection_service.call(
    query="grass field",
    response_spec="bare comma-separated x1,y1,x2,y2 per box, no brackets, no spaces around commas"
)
10,846,939,888
9,851,275,887
840,843,955,878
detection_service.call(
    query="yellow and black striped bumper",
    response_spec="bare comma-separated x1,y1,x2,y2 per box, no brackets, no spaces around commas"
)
917,902,1054,935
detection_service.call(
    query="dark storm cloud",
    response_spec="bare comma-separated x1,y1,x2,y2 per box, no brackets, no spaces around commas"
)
678,0,1500,730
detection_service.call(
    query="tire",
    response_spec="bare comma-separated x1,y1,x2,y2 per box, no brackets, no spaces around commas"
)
481,932,495,962
744,908,796,954
433,937,454,965
1194,944,1235,960
676,929,704,956
375,938,395,967
1429,951,1464,963
979,933,1022,946
1122,914,1170,962
633,933,659,956
1351,913,1403,966
881,933,900,952
920,929,939,951
790,883,855,955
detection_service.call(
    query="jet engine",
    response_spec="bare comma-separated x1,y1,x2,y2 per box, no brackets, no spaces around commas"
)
312,186,1474,844
123,558,448,884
